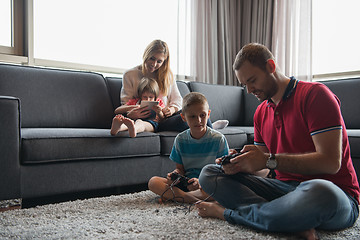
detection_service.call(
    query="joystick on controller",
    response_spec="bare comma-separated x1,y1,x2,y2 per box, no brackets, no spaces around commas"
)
220,152,242,165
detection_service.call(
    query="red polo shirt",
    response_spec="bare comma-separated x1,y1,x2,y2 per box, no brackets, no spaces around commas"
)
254,77,360,202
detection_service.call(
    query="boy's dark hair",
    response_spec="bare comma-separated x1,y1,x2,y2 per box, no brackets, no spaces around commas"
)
233,43,274,72
182,92,209,114
137,77,159,99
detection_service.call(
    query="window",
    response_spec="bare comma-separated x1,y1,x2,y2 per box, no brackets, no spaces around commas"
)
312,0,360,77
0,0,12,47
0,0,24,59
33,0,190,76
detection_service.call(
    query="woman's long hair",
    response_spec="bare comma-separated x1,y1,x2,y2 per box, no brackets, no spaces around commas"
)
142,40,173,96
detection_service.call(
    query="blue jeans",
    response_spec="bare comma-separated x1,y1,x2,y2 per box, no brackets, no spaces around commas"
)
199,164,359,233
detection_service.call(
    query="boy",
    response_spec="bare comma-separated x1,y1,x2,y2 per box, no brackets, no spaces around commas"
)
148,92,229,203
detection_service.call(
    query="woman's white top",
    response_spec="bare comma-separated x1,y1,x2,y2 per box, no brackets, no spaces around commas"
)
120,66,182,111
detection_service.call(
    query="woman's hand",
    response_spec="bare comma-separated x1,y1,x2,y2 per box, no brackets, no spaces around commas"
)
127,105,151,119
162,106,176,117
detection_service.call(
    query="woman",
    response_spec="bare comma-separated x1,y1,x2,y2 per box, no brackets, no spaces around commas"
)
121,39,198,132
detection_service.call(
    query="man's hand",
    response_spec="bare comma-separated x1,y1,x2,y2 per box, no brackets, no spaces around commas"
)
187,178,200,191
221,145,267,175
215,149,238,165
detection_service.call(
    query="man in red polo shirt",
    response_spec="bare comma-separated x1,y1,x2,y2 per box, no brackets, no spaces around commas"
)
196,43,359,240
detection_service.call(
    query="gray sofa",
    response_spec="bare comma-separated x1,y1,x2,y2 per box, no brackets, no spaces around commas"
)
0,64,253,201
0,63,359,202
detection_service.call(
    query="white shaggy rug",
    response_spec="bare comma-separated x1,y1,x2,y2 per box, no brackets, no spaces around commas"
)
1,190,359,239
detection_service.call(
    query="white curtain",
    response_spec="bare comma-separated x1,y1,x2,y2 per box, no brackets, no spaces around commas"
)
191,0,273,85
272,0,312,81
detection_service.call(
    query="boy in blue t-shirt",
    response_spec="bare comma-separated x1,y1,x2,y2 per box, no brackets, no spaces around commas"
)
148,92,229,203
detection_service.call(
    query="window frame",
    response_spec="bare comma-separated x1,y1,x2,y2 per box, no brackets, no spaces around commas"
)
0,0,25,60
0,1,359,80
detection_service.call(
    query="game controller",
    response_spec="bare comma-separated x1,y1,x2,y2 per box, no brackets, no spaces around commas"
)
220,152,242,165
170,172,191,186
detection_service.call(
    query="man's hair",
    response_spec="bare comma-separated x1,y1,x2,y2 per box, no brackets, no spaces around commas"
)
137,77,159,99
182,92,209,114
232,43,274,72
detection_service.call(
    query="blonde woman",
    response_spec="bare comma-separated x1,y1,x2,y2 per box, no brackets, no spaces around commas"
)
121,39,213,132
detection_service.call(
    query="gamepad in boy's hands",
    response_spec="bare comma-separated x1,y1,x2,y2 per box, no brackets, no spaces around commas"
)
220,152,242,165
170,172,191,186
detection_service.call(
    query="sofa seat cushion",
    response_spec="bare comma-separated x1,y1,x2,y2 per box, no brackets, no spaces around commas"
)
21,128,160,164
159,127,248,156
347,129,360,158
237,126,255,144
218,127,248,150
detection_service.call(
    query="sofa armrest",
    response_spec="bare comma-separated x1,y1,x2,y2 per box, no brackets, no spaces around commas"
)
0,96,21,200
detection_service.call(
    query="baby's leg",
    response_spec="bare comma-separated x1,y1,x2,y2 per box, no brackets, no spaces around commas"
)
121,117,136,137
134,119,155,135
110,115,126,135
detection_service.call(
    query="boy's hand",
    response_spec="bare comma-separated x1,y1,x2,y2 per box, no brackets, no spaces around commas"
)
152,104,163,113
152,104,165,119
187,178,200,191
167,169,181,180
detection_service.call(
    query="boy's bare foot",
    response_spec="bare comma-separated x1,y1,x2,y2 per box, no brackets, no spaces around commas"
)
110,115,124,135
122,117,136,137
195,201,225,220
298,228,319,240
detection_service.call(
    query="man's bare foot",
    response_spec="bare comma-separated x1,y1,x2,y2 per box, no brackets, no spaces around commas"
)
122,117,136,137
298,228,319,240
195,201,226,220
110,115,124,135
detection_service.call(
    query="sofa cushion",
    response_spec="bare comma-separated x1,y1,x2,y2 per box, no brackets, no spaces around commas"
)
176,80,191,97
105,77,123,110
188,82,244,125
158,131,178,156
237,126,255,144
243,91,261,126
0,64,114,128
21,128,160,164
347,130,360,183
323,78,360,129
217,127,249,150
347,130,360,158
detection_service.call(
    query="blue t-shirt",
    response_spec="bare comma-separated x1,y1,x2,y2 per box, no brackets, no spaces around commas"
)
170,127,229,178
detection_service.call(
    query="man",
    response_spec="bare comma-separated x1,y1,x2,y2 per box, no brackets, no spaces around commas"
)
196,43,359,240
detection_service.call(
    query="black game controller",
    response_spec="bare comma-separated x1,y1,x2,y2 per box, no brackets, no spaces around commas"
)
220,152,242,165
170,172,191,186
